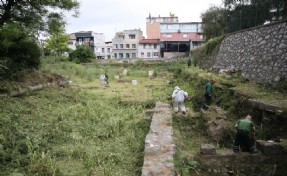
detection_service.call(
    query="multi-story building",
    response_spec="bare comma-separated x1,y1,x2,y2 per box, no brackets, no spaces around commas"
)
95,41,112,59
112,29,143,59
146,13,179,39
146,13,204,57
68,31,112,59
138,39,161,59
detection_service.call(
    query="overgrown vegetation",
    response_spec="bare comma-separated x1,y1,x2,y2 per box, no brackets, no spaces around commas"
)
0,59,173,175
1,57,286,175
69,45,95,64
170,59,287,175
0,24,41,80
192,36,224,69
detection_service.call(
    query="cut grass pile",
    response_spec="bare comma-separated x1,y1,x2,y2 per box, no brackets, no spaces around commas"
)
0,87,151,175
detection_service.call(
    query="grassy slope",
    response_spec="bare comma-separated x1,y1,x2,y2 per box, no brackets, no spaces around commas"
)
0,61,172,175
1,59,286,175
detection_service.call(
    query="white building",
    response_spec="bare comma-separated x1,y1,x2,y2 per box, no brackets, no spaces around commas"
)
67,31,112,59
95,41,112,59
112,29,143,59
138,39,161,59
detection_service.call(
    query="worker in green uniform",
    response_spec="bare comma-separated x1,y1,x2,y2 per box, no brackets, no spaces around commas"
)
204,79,215,109
233,115,257,154
187,58,192,67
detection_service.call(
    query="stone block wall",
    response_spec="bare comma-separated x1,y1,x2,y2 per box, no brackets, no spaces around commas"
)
215,20,287,83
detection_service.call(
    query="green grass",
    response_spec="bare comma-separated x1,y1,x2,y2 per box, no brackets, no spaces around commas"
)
0,87,153,175
0,60,173,175
1,58,286,175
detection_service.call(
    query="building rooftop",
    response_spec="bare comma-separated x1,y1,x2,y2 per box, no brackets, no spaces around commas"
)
139,39,161,44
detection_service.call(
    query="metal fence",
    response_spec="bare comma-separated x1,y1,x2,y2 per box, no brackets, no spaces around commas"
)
228,0,286,33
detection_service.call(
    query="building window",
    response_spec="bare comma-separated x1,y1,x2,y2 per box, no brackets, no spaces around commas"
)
118,35,125,39
147,52,151,57
126,44,130,48
141,52,144,57
144,44,146,49
154,44,157,49
120,44,123,48
102,48,105,53
132,53,136,58
132,44,136,48
89,40,94,46
153,52,159,56
129,34,135,39
126,53,130,58
114,53,117,58
68,41,73,45
163,34,172,38
107,48,110,53
119,53,123,58
114,44,118,49
183,34,189,38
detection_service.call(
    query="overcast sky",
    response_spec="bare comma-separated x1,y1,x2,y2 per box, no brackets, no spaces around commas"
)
66,0,224,41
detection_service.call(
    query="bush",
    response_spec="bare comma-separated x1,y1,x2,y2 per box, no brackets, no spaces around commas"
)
0,24,41,79
69,45,95,63
192,36,224,68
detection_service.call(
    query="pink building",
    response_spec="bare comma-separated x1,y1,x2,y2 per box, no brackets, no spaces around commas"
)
146,13,204,57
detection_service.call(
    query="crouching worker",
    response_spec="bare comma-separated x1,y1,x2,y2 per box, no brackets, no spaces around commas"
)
172,86,188,115
233,115,257,154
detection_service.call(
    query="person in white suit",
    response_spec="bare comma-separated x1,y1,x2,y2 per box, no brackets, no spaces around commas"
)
172,86,188,115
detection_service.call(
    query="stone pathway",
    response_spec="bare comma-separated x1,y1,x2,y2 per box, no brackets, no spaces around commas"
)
142,102,175,176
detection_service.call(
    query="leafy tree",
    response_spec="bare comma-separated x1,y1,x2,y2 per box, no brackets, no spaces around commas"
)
0,0,79,78
224,0,287,23
69,45,95,64
201,6,229,41
0,24,40,79
0,0,79,34
45,33,70,59
45,13,70,59
224,0,252,9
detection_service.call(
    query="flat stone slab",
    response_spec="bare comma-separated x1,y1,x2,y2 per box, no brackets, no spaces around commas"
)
142,102,175,176
217,149,235,156
256,140,283,155
200,144,216,155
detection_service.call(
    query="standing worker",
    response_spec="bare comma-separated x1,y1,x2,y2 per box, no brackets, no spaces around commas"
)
187,58,192,68
233,115,257,154
104,73,109,85
172,86,188,115
204,79,215,109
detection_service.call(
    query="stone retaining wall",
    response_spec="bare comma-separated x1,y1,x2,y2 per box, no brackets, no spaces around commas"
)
215,20,287,83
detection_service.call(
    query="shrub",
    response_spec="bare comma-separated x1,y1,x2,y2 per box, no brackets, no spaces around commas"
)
69,45,95,63
0,24,41,79
192,36,224,68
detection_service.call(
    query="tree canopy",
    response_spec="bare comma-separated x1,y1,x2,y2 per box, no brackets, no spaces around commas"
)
0,0,79,33
201,0,286,40
0,24,41,79
201,6,229,41
69,45,95,64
